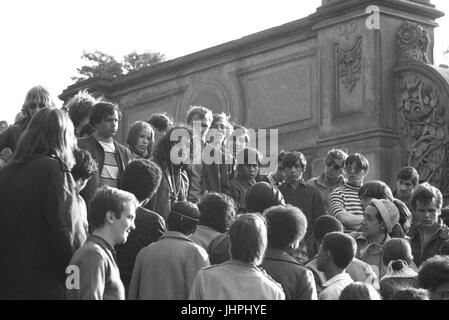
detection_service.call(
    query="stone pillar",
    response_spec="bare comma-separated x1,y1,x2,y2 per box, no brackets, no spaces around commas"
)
310,0,443,188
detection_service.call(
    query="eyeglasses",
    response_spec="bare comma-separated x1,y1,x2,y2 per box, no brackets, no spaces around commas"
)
344,166,363,174
28,103,47,110
326,160,343,171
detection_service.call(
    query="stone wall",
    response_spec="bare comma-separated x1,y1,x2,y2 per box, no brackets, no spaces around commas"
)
60,0,445,190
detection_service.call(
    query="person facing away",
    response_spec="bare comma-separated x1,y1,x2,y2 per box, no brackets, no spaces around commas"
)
78,101,132,206
71,148,98,247
260,205,318,300
126,121,154,159
306,148,347,214
64,89,97,138
207,181,285,265
393,166,419,215
379,238,418,300
191,192,236,251
115,159,166,296
147,113,173,146
316,232,357,300
306,215,378,295
190,213,285,300
338,282,381,300
128,201,209,300
67,187,138,300
328,153,369,231
417,255,449,300
230,147,262,213
278,151,325,256
0,108,84,299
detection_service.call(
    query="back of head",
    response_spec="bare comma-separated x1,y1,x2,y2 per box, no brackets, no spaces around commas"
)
322,232,356,269
263,205,307,250
120,159,162,203
65,90,97,129
339,282,381,300
313,215,344,244
147,113,173,132
72,148,97,182
358,180,394,200
152,125,192,168
245,182,285,213
390,288,429,300
229,213,267,265
418,255,449,294
88,186,139,231
396,166,419,185
89,101,121,128
12,108,76,169
198,193,236,233
166,201,200,235
382,238,413,267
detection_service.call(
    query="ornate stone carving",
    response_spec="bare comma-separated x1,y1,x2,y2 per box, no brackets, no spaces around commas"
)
337,20,357,40
337,37,362,92
396,21,430,65
398,74,449,194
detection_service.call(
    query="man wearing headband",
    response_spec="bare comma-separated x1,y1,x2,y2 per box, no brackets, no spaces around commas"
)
128,201,209,300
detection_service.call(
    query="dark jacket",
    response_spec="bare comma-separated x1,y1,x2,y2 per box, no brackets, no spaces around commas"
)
78,135,132,205
261,248,317,300
0,155,85,299
115,206,165,296
408,219,449,267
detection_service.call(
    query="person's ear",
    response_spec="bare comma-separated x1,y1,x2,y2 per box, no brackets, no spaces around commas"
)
105,210,115,224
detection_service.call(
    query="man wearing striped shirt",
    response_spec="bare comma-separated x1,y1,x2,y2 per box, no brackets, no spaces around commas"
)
78,102,132,206
328,153,369,231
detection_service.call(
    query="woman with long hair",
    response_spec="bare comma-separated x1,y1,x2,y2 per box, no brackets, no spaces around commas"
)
126,121,155,159
146,125,192,220
0,85,55,156
0,108,85,299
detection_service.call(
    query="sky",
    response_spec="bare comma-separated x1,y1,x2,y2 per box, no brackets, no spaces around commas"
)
0,0,448,124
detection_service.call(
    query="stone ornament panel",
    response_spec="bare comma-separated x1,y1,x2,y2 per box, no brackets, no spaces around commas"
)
396,21,430,65
397,72,449,196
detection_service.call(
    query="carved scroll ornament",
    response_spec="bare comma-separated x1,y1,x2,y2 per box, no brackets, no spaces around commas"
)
398,74,449,194
337,37,362,92
396,21,430,65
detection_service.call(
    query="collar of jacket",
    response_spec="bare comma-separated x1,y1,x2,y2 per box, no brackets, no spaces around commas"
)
160,230,196,243
408,218,449,240
264,248,303,266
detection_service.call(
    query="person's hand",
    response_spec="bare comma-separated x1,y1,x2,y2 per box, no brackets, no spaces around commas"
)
0,158,6,168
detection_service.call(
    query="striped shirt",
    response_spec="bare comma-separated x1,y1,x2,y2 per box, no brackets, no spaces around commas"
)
98,140,119,188
329,183,363,228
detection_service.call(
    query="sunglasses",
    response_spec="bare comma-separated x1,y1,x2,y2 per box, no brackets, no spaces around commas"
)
28,103,47,110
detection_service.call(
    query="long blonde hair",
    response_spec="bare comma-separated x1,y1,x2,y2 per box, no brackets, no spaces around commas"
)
11,108,76,169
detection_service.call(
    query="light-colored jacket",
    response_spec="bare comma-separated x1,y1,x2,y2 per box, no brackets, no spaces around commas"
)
128,231,209,300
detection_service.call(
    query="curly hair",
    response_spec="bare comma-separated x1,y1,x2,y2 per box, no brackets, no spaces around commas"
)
264,205,307,250
72,148,97,181
89,101,121,127
120,159,162,202
418,255,449,292
411,182,443,211
65,90,97,129
198,193,236,233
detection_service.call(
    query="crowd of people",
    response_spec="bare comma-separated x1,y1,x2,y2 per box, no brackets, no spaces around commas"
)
0,85,448,300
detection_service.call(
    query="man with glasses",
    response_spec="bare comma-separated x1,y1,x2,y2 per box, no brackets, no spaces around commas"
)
329,153,369,231
307,149,347,214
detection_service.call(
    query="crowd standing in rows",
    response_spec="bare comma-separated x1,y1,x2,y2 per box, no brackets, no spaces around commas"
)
0,85,448,300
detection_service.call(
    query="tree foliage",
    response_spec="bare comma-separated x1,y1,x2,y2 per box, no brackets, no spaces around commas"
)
72,50,166,82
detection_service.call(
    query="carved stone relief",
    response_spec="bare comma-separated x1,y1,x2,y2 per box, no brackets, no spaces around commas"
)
396,21,430,65
337,37,362,92
397,74,449,194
